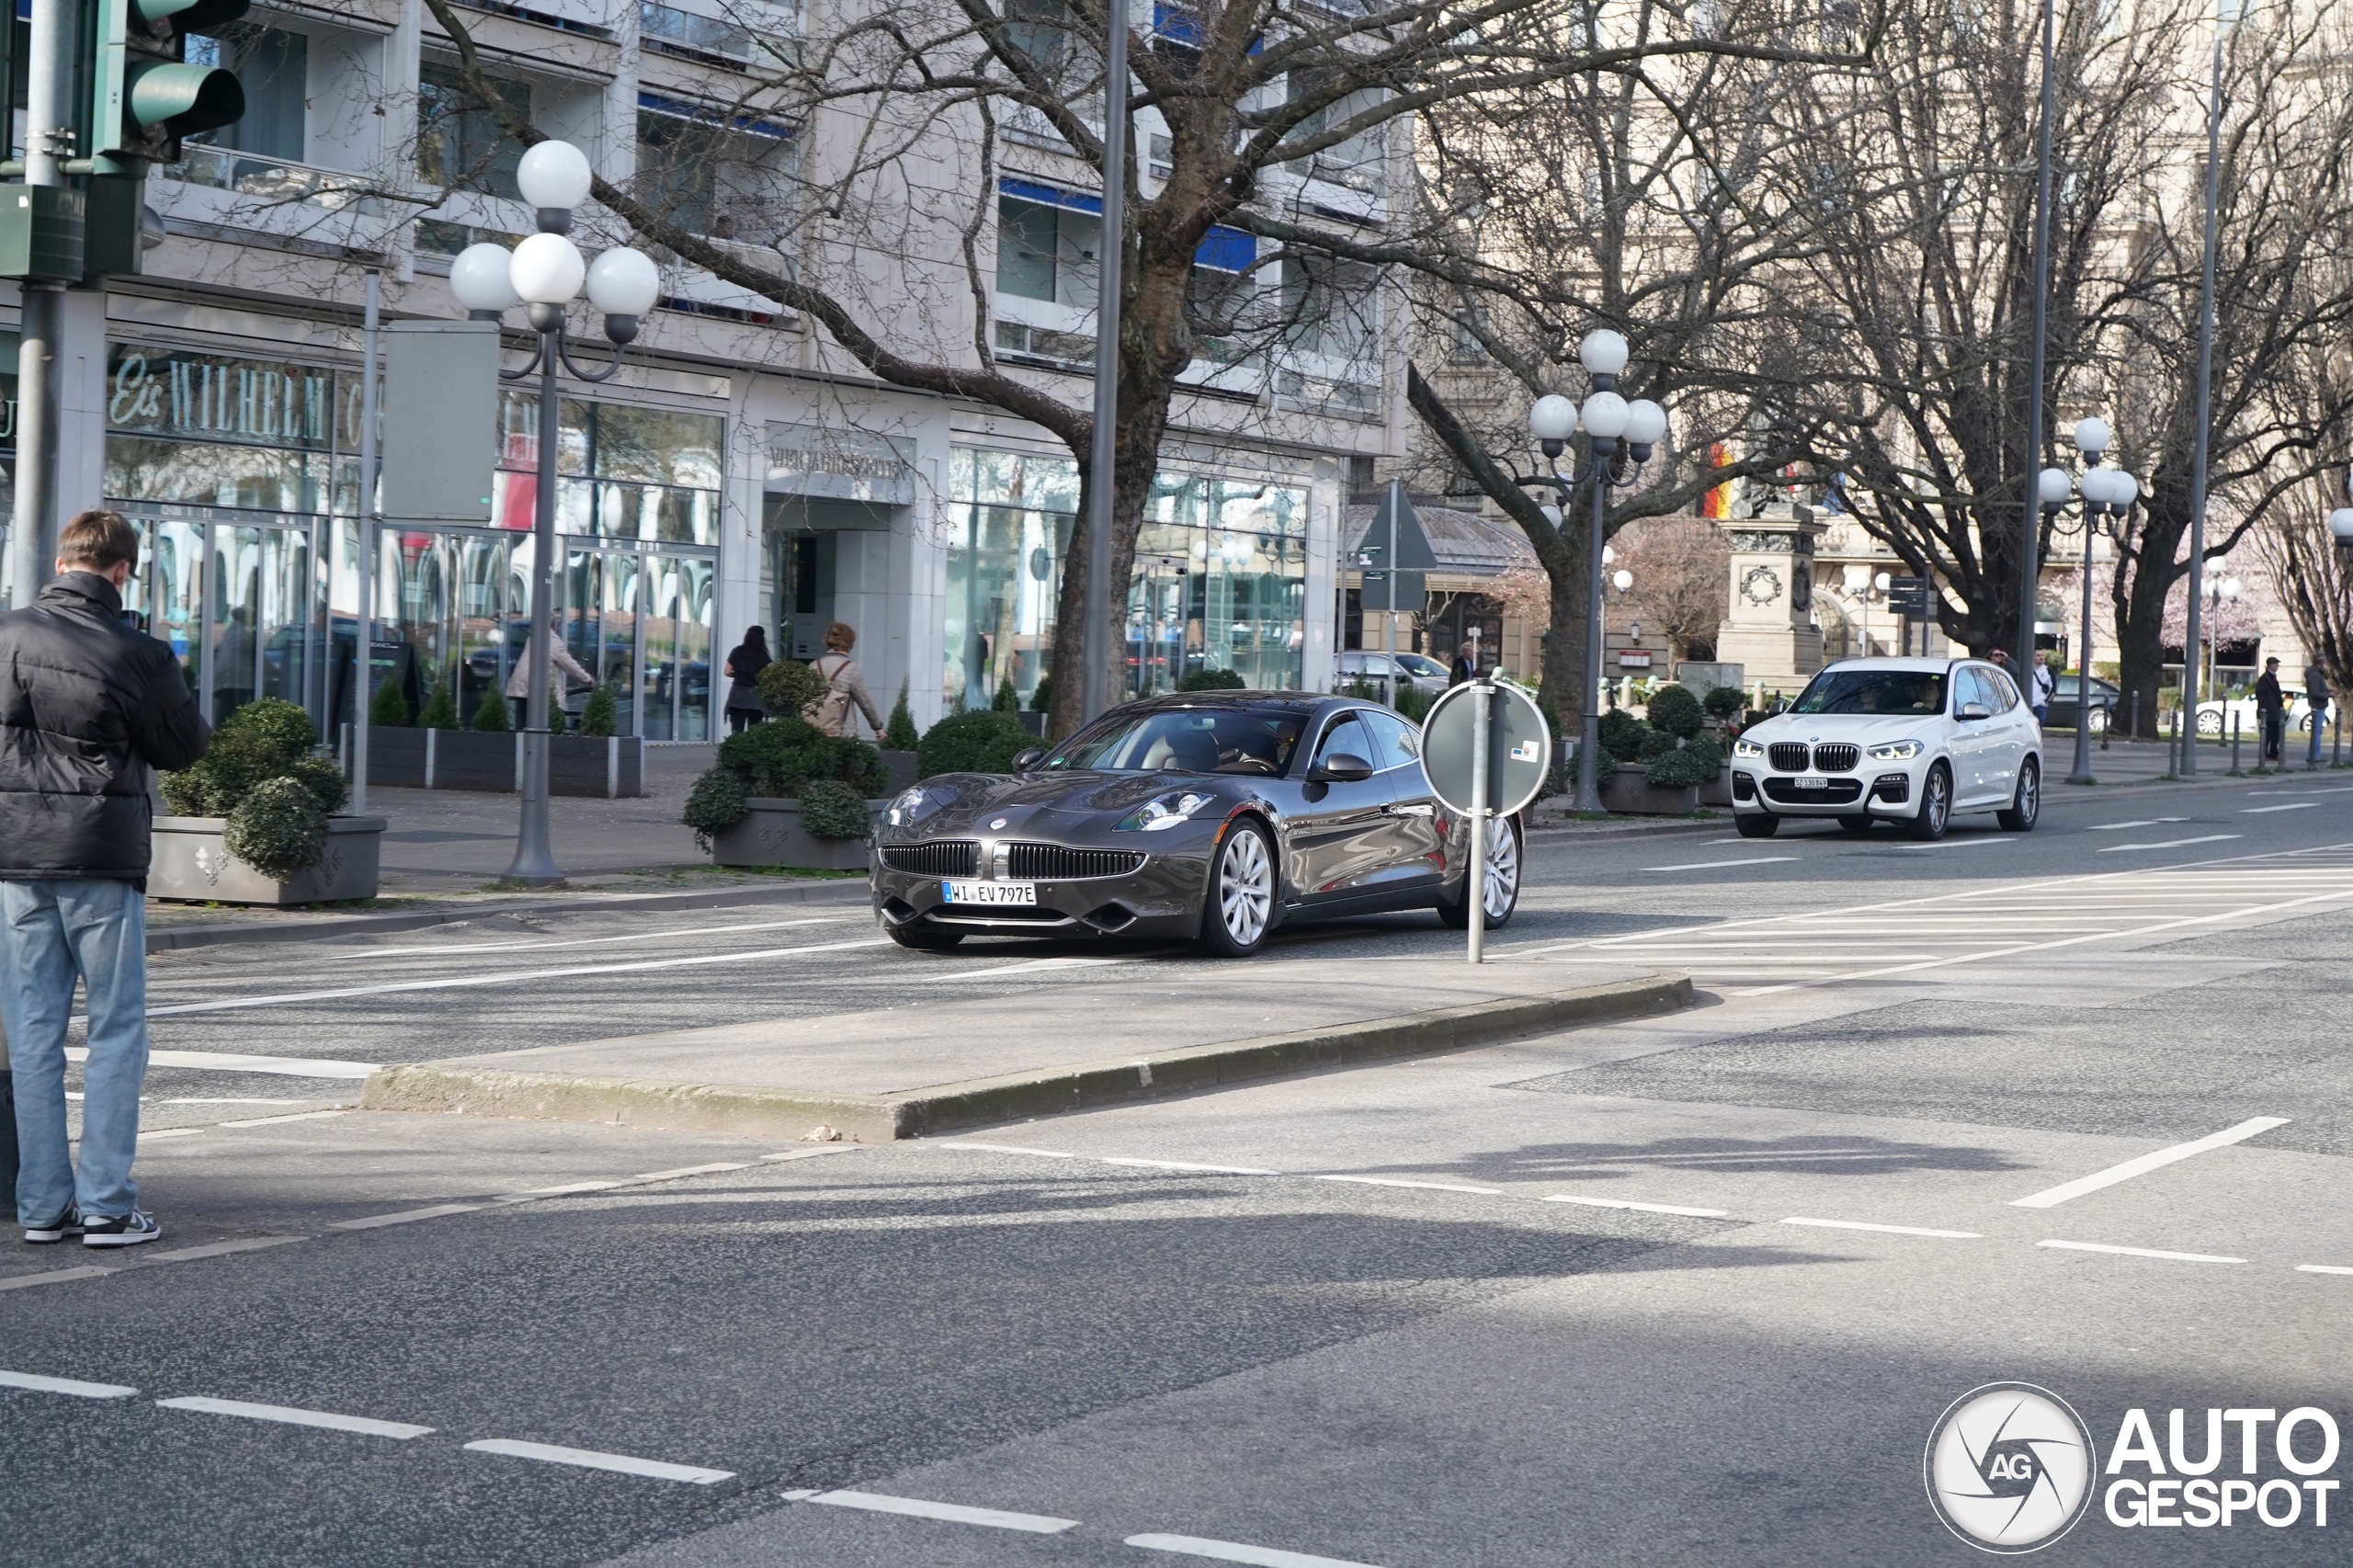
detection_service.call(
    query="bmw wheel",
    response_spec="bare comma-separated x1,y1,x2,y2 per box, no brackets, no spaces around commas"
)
2198,709,2223,735
1998,757,2040,833
1907,762,1952,841
1438,817,1521,929
1735,812,1779,839
1195,819,1275,957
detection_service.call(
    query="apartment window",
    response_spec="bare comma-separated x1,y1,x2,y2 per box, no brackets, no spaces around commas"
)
187,26,307,163
996,196,1059,301
1281,256,1378,361
1004,0,1069,76
417,62,530,199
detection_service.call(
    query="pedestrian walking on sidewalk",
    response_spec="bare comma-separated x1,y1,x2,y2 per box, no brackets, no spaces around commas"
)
506,626,597,731
1450,642,1475,687
805,622,884,739
2256,657,2287,766
722,625,772,735
0,510,210,1248
2305,662,2332,767
2030,656,2056,727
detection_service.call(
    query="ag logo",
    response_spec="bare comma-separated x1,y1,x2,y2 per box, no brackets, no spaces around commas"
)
1925,1383,2097,1553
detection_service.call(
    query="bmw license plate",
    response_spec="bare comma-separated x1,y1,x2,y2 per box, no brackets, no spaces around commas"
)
1793,775,1829,790
941,881,1036,905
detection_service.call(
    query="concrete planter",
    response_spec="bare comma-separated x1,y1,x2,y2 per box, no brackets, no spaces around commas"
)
1600,764,1699,816
359,727,643,796
710,796,884,871
1698,763,1734,808
880,750,920,797
151,815,387,905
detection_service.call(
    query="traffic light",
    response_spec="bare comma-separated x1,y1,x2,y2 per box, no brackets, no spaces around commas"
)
89,0,250,172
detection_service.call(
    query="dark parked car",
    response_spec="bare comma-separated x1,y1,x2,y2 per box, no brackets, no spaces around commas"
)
870,691,1520,957
2044,673,2120,733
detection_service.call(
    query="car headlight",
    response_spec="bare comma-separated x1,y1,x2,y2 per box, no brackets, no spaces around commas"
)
1117,790,1216,832
884,787,927,827
1732,737,1765,759
1868,739,1924,761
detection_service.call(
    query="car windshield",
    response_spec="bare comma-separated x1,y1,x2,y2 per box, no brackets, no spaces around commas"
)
1044,709,1307,777
1790,668,1948,715
1394,653,1449,677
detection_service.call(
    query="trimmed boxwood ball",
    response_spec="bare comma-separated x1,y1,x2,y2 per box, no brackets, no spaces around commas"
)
915,710,1034,778
1637,728,1678,761
756,659,824,719
682,768,751,852
1598,709,1649,764
1646,734,1726,788
1179,667,1246,691
799,778,875,840
682,717,888,850
161,699,340,831
1702,685,1746,721
1645,683,1705,738
223,776,329,881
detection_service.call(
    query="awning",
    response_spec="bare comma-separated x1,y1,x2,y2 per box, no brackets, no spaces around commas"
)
637,91,793,142
996,178,1254,270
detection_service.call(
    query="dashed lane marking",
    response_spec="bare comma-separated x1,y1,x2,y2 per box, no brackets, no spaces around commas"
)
1641,857,1798,872
1314,1175,1504,1195
1546,1196,1732,1218
938,1142,1078,1158
2244,803,2322,813
1781,1217,1982,1239
0,1267,113,1291
81,1048,381,1079
631,1163,755,1181
331,1204,486,1231
2097,835,2244,852
1101,1157,1280,1176
0,1369,138,1398
464,1437,733,1484
140,1237,306,1265
155,1396,435,1439
1127,1532,1390,1568
783,1488,1079,1533
2086,818,2190,831
2298,1265,2353,1276
217,1110,350,1128
2038,1240,2246,1265
357,916,847,959
2008,1117,2292,1209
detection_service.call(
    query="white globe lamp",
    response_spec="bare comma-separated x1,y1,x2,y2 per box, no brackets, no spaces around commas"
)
1578,328,1630,378
2074,416,2110,458
1529,394,1577,447
1580,391,1630,441
1622,398,1667,449
517,141,594,217
450,243,521,315
586,246,661,340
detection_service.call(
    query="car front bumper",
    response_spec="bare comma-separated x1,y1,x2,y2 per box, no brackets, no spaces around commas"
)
1730,756,1926,818
870,846,1212,939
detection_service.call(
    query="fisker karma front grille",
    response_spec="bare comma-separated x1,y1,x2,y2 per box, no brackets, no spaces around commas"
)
881,841,980,877
1812,744,1860,774
1006,843,1146,881
1768,743,1811,772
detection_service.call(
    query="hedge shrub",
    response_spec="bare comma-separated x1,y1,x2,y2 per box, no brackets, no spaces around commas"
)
1702,685,1746,722
580,682,619,737
222,777,328,880
1645,683,1705,738
756,659,823,720
799,779,875,839
1179,667,1246,691
161,699,347,878
1646,734,1725,788
416,665,459,730
680,716,886,849
882,678,920,750
1637,728,1679,762
470,687,511,732
1598,709,1649,764
915,710,1034,778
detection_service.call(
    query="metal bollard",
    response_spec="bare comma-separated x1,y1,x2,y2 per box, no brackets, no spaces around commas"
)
2337,710,2345,768
2231,710,2241,775
2130,691,2140,748
2169,709,2181,776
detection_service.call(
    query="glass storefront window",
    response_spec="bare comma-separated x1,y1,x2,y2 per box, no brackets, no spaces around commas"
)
495,392,722,545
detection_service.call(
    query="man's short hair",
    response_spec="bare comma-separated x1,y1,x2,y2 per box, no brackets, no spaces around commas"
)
57,510,138,573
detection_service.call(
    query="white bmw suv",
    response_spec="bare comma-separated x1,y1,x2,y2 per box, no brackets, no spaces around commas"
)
1728,657,2041,841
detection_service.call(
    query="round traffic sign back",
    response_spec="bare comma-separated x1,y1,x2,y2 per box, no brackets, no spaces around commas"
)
1419,680,1552,816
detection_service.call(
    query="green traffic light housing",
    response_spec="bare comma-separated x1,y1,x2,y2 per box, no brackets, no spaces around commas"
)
125,58,242,139
89,0,253,168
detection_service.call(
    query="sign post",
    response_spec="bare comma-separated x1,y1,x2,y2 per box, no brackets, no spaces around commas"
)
1420,677,1552,963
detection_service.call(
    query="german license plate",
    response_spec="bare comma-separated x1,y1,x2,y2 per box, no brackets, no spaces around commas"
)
1793,775,1829,790
942,881,1036,905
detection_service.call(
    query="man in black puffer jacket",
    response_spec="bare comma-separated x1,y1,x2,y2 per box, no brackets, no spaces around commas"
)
1,510,209,1250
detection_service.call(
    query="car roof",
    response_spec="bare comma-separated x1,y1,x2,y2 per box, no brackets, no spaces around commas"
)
1811,656,1973,674
1115,690,1332,714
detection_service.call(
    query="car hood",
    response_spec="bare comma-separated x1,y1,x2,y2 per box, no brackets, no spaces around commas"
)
885,769,1241,838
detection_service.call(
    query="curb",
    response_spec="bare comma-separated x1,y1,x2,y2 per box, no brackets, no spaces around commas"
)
360,971,1696,1142
145,879,872,954
1525,816,1720,841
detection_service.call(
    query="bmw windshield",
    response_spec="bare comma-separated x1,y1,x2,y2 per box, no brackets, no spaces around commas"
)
1043,709,1308,776
1791,669,1948,716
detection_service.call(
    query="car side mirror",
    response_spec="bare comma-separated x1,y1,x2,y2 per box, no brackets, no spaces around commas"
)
1310,753,1375,783
1958,701,1991,722
1010,746,1045,772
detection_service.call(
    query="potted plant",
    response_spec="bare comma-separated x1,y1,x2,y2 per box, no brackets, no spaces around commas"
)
881,677,921,794
683,716,887,869
364,662,642,797
154,699,385,904
1596,691,1720,813
915,709,1035,779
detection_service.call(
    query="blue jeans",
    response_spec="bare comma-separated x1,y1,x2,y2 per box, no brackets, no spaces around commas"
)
2,879,150,1223
2312,701,2330,765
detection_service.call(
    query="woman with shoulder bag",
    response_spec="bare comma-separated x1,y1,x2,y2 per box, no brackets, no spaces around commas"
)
805,621,885,738
722,626,772,734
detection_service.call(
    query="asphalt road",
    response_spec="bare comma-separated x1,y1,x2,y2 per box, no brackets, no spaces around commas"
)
6,765,2352,1566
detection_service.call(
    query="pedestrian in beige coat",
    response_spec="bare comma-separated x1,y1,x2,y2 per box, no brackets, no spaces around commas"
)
806,622,884,737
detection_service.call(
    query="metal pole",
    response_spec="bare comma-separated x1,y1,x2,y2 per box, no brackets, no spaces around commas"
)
2231,709,2240,774
2180,10,2224,776
503,325,564,886
1574,445,1609,813
1467,676,1491,964
352,272,380,815
1386,475,1400,654
2018,0,2057,685
2067,509,2097,784
7,0,74,608
1078,0,1127,725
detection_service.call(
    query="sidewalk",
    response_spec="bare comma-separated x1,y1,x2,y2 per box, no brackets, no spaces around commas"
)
365,960,1690,1142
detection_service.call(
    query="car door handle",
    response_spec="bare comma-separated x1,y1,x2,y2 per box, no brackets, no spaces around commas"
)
1384,802,1436,817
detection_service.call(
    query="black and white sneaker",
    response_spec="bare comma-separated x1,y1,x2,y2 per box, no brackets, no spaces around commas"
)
81,1211,160,1248
22,1214,84,1244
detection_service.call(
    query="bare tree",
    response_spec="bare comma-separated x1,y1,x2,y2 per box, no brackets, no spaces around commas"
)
1606,513,1729,660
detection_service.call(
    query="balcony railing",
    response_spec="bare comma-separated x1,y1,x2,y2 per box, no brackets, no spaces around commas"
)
640,1,795,69
163,146,386,214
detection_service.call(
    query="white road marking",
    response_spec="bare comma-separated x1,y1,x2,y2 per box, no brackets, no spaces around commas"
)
2243,802,2321,813
938,1142,1077,1158
2008,1117,2292,1208
155,1396,435,1439
2097,835,2243,852
0,1369,138,1398
2298,1265,2353,1276
1314,1175,1503,1195
1126,1533,1389,1568
361,917,844,958
217,1110,350,1128
161,1097,304,1106
1890,837,2007,849
783,1488,1079,1533
1641,857,1799,872
138,937,892,1019
2086,818,2190,831
0,1267,113,1291
631,1163,754,1181
77,1048,381,1079
464,1437,733,1483
494,1181,621,1201
1546,1196,1732,1218
1780,1217,1981,1238
1102,1157,1279,1176
2038,1240,2245,1265
893,953,1171,982
138,1128,205,1141
331,1204,486,1231
141,1237,305,1265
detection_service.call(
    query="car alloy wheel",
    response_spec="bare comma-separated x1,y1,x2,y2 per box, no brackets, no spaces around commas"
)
1482,820,1521,924
1199,821,1274,955
1999,757,2040,833
1908,763,1951,841
2198,710,2222,735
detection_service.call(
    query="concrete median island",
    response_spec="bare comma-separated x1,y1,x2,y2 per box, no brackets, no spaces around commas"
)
361,960,1694,1142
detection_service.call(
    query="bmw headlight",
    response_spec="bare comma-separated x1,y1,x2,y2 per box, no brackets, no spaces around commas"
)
1868,739,1924,761
1732,737,1765,759
884,786,928,827
1118,790,1216,832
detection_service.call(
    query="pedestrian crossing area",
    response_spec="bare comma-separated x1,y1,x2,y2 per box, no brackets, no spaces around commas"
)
1507,843,2353,994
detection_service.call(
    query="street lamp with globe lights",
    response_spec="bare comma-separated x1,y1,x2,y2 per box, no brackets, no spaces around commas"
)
447,138,660,887
1842,564,1894,657
2041,415,2137,784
